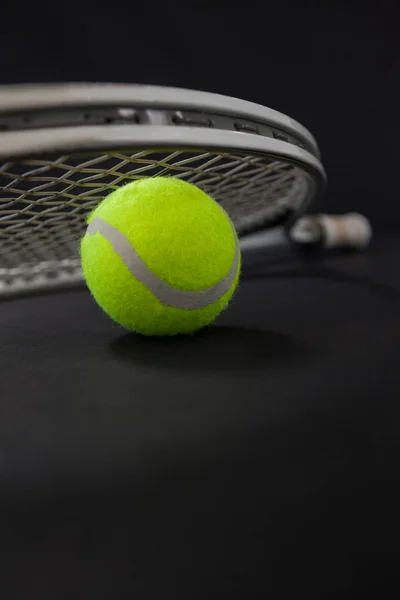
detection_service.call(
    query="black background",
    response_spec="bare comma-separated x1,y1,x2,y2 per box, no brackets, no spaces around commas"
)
1,2,400,598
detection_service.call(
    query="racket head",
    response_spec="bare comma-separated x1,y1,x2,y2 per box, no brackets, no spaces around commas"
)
0,84,326,298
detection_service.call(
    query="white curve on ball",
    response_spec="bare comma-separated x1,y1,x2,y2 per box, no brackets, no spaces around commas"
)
85,217,240,310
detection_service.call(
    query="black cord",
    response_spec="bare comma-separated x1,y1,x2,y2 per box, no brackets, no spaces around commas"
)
243,263,400,302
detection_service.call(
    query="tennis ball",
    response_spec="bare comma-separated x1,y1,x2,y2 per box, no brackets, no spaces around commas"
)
80,177,240,336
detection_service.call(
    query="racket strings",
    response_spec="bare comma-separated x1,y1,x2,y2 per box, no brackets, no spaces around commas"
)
0,149,309,285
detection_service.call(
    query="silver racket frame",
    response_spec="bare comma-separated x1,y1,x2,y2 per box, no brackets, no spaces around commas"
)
0,84,326,298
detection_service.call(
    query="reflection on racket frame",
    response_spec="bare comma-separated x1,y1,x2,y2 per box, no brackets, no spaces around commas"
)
0,84,326,298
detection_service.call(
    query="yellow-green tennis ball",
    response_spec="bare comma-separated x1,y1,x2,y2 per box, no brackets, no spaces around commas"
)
80,177,240,336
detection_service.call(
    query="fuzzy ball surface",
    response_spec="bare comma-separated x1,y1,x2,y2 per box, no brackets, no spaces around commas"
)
80,177,240,336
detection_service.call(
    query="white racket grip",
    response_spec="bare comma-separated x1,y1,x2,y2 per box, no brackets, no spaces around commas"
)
289,213,372,250
318,213,372,249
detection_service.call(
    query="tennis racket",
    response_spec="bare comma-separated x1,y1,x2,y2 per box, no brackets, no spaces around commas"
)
0,83,326,298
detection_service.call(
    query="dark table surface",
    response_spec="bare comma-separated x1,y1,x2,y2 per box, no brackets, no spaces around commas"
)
1,232,399,598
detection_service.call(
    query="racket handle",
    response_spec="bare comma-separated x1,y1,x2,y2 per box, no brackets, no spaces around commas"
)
289,213,372,250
